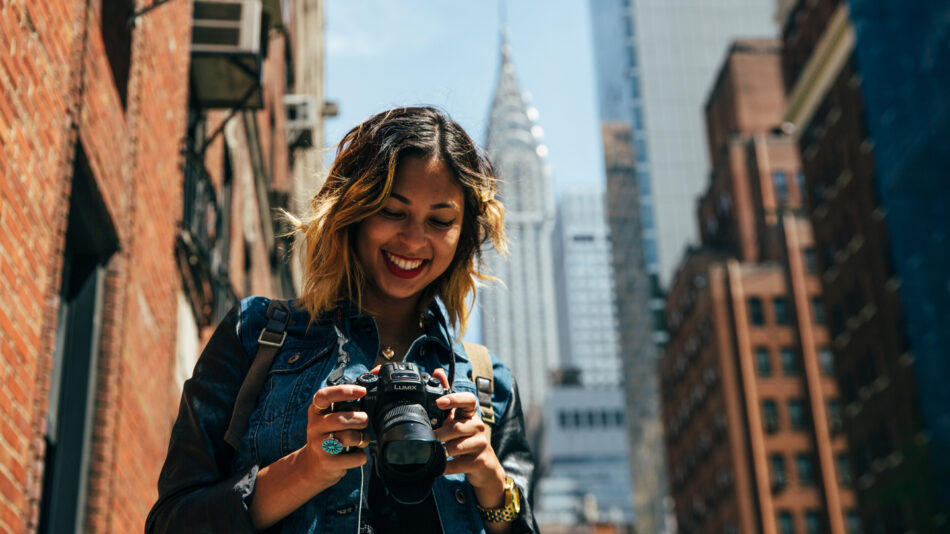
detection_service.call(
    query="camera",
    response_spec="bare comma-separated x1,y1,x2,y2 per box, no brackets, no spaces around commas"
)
333,362,451,504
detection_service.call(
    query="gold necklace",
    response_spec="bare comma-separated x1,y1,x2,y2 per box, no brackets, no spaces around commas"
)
380,314,425,362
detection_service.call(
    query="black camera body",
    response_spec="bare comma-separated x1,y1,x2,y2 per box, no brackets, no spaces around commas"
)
334,361,450,442
332,362,451,504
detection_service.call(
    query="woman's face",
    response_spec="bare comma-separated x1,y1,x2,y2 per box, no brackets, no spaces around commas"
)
355,156,465,309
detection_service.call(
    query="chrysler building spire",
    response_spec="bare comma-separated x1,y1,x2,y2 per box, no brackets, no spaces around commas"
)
481,34,559,416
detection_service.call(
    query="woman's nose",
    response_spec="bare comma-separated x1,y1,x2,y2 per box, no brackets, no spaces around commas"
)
399,219,426,247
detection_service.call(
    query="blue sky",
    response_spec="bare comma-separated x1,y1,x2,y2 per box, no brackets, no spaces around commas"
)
323,0,606,196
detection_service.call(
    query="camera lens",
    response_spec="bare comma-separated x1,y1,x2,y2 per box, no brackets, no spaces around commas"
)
374,402,446,504
383,440,434,472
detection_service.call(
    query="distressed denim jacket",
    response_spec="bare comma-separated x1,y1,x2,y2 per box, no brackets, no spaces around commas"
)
146,297,539,533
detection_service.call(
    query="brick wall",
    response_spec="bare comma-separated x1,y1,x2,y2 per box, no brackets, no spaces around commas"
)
0,0,191,532
1,0,313,529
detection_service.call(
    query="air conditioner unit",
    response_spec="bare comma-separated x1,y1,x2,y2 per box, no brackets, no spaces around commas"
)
190,0,264,109
284,94,317,148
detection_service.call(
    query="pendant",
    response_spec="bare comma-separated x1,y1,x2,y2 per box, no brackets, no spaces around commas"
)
381,346,395,361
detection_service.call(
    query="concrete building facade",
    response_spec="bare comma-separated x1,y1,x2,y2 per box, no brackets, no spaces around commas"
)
660,41,856,534
0,1,325,531
536,386,634,528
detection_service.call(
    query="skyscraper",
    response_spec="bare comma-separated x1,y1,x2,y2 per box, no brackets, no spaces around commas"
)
552,189,622,387
590,1,778,532
536,188,633,529
481,35,560,416
620,0,777,287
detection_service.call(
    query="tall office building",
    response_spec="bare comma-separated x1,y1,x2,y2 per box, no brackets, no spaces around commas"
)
590,1,777,532
617,0,776,287
481,35,560,415
537,189,633,529
779,0,950,529
552,189,622,386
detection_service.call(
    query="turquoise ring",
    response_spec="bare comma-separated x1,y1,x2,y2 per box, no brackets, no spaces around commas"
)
322,434,343,454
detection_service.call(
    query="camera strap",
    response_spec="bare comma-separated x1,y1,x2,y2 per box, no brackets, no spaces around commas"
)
327,308,351,386
224,299,292,450
462,342,496,441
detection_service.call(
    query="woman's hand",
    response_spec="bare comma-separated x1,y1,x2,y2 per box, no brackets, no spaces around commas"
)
433,388,507,510
249,384,369,530
302,384,371,485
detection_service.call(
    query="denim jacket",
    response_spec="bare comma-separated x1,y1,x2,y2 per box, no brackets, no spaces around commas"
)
146,297,539,533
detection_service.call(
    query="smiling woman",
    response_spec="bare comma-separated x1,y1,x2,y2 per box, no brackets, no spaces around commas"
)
146,106,540,534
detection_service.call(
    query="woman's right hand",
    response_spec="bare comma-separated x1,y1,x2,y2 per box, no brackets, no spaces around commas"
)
249,383,369,529
303,384,371,487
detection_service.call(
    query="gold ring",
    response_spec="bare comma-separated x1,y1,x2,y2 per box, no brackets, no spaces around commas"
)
312,401,331,412
357,432,367,448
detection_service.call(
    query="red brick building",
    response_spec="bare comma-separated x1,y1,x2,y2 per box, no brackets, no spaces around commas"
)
779,0,948,529
0,1,326,531
660,40,856,534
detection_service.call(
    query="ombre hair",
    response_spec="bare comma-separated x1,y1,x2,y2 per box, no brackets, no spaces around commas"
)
287,106,507,337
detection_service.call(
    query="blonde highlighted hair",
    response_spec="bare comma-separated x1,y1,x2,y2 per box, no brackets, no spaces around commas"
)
287,106,507,337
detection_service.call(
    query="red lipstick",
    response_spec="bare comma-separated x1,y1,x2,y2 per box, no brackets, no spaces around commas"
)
382,251,429,279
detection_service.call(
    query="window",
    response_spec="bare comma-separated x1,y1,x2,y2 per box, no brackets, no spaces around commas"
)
774,297,791,325
559,411,568,428
811,297,826,324
803,247,817,273
819,347,834,375
837,454,852,485
773,171,789,203
39,146,119,533
781,347,800,376
795,171,807,202
778,511,795,534
827,400,843,433
805,511,824,534
756,348,772,377
788,399,807,430
770,454,787,488
763,400,779,433
797,454,816,486
101,0,134,109
846,510,861,534
748,298,765,325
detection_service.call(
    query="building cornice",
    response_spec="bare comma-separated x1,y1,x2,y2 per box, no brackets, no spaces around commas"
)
783,3,855,134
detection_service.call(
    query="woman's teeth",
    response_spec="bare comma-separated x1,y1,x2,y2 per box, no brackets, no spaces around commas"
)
385,251,424,270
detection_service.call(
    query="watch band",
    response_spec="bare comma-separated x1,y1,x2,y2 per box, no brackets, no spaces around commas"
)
476,476,522,523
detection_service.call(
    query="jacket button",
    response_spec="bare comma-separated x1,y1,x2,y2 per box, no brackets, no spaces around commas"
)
455,489,466,504
287,353,300,364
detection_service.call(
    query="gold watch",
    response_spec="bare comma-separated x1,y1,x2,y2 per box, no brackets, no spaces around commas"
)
476,476,522,523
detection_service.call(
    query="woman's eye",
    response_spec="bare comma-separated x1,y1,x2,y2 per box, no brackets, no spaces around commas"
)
380,209,403,218
430,218,455,228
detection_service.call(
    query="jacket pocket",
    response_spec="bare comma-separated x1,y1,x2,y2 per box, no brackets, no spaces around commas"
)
256,344,333,423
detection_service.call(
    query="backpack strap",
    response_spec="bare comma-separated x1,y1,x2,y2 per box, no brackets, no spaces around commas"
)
224,299,291,449
462,341,495,442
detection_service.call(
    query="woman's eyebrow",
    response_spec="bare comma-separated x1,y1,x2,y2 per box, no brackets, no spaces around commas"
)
390,192,459,210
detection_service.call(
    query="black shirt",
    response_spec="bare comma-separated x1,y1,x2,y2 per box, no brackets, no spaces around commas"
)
365,465,443,534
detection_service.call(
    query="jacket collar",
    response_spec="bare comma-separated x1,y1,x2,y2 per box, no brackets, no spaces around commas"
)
302,298,460,362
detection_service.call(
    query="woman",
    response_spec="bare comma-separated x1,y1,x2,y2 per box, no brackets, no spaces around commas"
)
146,107,539,533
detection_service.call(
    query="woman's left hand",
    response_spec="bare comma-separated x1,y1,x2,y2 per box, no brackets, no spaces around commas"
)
433,386,507,509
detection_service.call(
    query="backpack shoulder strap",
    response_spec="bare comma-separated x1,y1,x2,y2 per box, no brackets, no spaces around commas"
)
224,299,291,449
462,341,495,441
